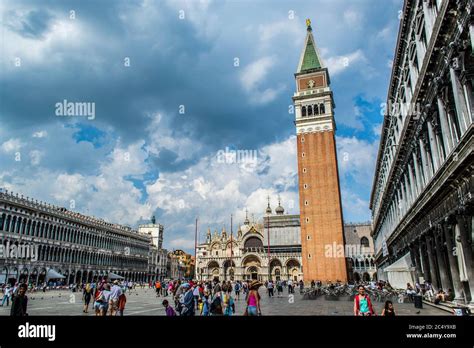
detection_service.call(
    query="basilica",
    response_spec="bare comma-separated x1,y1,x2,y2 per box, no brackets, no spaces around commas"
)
195,200,303,282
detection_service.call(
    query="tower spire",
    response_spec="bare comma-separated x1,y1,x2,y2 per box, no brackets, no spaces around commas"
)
297,18,323,73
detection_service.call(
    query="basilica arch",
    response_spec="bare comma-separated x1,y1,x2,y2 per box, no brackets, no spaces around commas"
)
269,259,283,281
222,260,236,281
242,254,261,280
207,260,220,281
285,259,301,281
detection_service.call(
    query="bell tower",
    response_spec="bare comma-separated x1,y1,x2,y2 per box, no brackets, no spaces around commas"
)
293,19,347,283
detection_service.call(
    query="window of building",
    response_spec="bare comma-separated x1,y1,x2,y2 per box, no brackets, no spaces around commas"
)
303,168,307,173
302,152,305,157
301,136,305,143
308,253,312,259
360,237,369,248
306,217,309,223
302,106,307,117
307,235,311,240
304,184,308,189
319,103,325,114
305,200,309,206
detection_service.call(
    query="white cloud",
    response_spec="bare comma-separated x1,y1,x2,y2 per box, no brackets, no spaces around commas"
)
1,138,23,153
336,135,378,188
169,238,195,249
343,9,362,26
32,130,47,138
376,25,392,41
341,189,371,222
240,56,275,92
372,123,382,136
145,135,299,246
29,150,43,166
239,56,285,105
258,18,300,45
326,49,367,76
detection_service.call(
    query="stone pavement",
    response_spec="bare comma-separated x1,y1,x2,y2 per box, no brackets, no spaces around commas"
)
0,287,449,316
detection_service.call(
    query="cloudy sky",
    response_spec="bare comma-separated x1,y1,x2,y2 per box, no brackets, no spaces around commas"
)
0,0,402,252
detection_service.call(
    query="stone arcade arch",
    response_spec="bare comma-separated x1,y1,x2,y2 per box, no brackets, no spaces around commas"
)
269,259,283,281
285,259,301,281
207,261,220,281
242,255,261,280
222,260,236,281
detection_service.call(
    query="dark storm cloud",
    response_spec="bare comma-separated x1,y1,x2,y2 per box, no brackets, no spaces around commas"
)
0,0,405,236
4,9,54,39
148,148,199,173
1,0,298,177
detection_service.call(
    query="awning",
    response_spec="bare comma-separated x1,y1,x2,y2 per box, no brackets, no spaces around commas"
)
46,269,66,280
385,252,412,272
384,252,414,289
108,272,124,280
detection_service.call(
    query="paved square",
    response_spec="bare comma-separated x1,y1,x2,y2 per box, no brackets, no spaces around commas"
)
0,288,448,316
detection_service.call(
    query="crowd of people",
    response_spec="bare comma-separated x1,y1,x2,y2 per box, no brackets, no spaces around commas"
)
153,279,263,316
404,281,454,305
1,276,464,317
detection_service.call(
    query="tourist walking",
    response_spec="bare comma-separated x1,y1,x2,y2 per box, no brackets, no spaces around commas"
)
1,284,12,307
299,279,304,294
267,280,274,297
162,299,176,316
223,291,235,316
155,281,162,297
10,284,28,316
245,280,262,316
242,281,249,300
287,279,293,294
109,280,123,316
94,284,111,316
117,292,127,316
210,290,223,316
354,285,375,316
381,300,396,316
180,283,195,316
193,283,201,310
201,291,211,316
82,283,92,313
276,280,283,297
234,281,241,300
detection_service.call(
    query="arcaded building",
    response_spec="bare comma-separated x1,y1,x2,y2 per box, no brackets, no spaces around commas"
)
370,0,473,302
0,189,151,285
343,223,376,283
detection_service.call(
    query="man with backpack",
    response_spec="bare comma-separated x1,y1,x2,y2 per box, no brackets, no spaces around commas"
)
234,281,241,300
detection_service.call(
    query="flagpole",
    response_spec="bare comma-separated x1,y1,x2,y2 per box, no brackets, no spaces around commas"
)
267,215,270,281
195,217,198,280
230,214,233,281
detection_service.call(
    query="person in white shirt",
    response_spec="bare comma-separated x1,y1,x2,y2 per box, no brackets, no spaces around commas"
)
109,281,122,316
193,284,200,310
